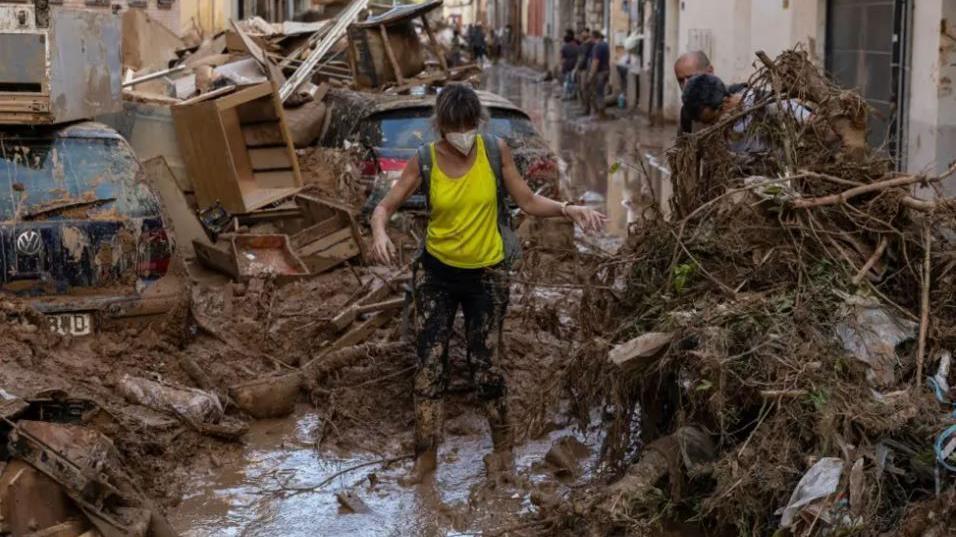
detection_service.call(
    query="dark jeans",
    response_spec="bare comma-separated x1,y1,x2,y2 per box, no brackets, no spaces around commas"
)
414,251,510,402
592,70,610,114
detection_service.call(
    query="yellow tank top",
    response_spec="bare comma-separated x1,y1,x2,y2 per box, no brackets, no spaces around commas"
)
425,136,504,269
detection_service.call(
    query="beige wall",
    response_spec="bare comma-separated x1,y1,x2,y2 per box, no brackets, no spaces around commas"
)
662,0,824,121
906,0,956,193
61,0,234,37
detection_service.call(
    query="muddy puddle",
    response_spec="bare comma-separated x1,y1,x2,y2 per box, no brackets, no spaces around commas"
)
169,403,604,536
482,64,676,236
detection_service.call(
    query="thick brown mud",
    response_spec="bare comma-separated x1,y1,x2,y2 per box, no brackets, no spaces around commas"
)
165,65,678,536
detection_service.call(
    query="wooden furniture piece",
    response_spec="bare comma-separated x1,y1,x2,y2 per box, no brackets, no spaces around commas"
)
291,194,365,273
171,82,302,214
345,0,445,89
193,234,309,283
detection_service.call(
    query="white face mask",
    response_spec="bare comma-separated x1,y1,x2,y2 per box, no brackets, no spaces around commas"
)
445,129,478,155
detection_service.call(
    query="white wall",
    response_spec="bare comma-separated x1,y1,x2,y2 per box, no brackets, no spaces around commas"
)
906,0,956,192
666,0,824,121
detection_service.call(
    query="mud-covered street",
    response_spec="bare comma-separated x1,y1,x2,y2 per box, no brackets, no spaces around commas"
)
164,66,674,537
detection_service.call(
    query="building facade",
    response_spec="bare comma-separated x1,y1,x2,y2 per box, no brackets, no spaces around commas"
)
503,0,955,189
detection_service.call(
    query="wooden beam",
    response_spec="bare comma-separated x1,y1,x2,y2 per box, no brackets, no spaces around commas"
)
420,15,449,74
379,24,405,85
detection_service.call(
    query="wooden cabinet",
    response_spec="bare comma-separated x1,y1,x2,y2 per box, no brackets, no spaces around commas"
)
172,82,302,214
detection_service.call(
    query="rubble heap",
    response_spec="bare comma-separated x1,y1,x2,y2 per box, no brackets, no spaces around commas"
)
557,49,956,536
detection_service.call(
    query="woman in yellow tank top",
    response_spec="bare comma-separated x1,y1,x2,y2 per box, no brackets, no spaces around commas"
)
370,84,605,485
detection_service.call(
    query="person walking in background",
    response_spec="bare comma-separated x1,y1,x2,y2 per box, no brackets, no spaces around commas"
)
500,25,513,63
575,29,594,114
559,31,579,100
588,30,610,120
469,23,487,64
488,27,501,63
369,84,605,485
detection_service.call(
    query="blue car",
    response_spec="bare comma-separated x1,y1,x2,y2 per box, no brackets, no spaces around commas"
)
0,122,182,335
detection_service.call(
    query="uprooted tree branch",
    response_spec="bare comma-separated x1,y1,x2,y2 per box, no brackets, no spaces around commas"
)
539,48,956,537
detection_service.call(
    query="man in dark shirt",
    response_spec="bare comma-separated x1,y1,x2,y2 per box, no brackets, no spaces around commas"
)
560,32,579,99
589,30,610,119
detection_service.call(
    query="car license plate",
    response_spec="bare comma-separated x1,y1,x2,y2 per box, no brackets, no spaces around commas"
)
47,313,93,336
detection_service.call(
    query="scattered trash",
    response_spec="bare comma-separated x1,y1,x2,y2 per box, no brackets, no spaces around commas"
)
835,294,917,386
778,457,844,528
117,374,224,425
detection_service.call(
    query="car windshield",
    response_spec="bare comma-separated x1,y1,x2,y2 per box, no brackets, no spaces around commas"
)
360,107,538,149
0,136,158,221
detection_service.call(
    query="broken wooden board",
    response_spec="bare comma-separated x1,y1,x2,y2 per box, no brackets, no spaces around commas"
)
607,332,675,370
193,240,239,280
290,194,364,274
143,157,210,259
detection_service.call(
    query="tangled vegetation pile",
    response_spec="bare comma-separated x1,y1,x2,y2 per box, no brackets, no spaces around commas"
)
556,49,956,536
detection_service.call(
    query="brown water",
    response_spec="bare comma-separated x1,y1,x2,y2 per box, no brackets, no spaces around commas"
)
482,65,676,235
168,404,603,536
168,65,677,536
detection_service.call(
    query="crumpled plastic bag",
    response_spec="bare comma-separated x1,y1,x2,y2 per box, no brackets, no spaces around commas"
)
778,457,844,528
117,374,223,424
835,295,917,386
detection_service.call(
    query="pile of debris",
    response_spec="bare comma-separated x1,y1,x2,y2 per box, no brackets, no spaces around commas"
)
120,0,486,285
547,49,956,536
121,0,478,106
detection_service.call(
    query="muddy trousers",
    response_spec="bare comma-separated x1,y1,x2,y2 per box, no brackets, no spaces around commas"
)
413,252,512,456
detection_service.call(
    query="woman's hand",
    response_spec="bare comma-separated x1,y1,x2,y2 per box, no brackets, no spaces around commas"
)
370,230,397,265
565,205,607,233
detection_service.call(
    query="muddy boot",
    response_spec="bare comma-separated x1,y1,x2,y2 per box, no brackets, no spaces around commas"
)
482,399,515,484
400,398,443,486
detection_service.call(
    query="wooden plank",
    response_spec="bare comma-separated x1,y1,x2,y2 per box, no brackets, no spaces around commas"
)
421,16,449,74
193,240,238,279
269,81,304,187
172,100,244,211
249,147,293,170
296,193,357,220
213,81,274,112
379,24,405,85
253,170,297,189
321,310,395,356
242,122,285,146
301,238,360,274
178,84,236,106
297,227,353,257
240,186,302,212
142,157,210,259
222,106,255,188
236,97,280,124
228,19,285,83
291,214,347,250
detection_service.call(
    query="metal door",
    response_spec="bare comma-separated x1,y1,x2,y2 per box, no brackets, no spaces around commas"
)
826,0,909,162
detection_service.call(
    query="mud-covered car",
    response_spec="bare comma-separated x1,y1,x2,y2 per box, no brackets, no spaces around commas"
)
0,122,181,335
320,89,560,211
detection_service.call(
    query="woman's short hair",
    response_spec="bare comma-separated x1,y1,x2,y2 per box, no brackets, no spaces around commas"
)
682,74,729,122
433,84,486,133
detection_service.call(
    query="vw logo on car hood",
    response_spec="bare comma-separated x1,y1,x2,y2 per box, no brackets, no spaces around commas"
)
16,230,42,256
